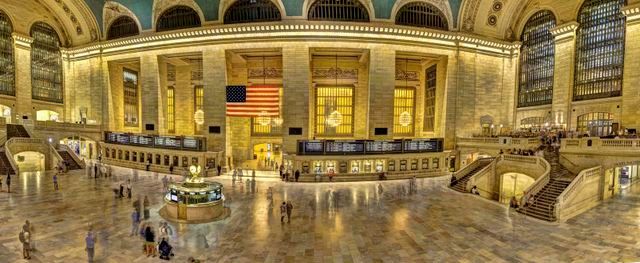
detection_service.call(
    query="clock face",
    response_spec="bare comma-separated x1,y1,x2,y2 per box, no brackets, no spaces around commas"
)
189,165,197,174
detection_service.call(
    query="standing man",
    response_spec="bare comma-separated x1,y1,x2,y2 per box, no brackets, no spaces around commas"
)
280,202,287,223
19,227,31,259
294,170,300,182
162,175,169,192
85,230,96,262
216,165,221,176
94,163,98,179
6,172,10,193
286,201,293,223
130,209,140,236
53,173,59,191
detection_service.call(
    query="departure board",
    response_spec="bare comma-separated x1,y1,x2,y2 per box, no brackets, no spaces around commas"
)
297,138,443,155
365,141,402,153
325,141,365,154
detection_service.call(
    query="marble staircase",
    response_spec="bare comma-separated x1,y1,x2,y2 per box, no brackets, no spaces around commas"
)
0,150,15,175
57,151,82,170
450,160,492,193
7,124,30,139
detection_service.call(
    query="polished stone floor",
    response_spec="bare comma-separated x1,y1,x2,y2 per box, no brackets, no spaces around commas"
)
1,166,640,262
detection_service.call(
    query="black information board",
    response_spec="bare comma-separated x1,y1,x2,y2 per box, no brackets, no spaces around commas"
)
104,132,206,151
297,138,443,155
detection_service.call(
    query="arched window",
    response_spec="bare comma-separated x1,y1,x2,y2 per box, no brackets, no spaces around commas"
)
308,0,369,22
577,112,614,137
518,10,556,107
31,22,63,103
520,117,545,130
156,6,201,32
574,0,626,101
107,16,139,40
224,0,281,24
395,2,448,30
0,12,14,96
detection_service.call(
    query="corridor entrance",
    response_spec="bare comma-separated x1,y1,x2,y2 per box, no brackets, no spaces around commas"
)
253,143,281,170
60,136,97,160
499,172,535,203
14,151,45,172
616,164,639,190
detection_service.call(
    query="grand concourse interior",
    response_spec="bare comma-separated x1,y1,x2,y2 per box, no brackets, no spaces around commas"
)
1,0,640,262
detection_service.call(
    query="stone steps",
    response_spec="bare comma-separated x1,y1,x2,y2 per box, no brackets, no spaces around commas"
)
449,161,491,193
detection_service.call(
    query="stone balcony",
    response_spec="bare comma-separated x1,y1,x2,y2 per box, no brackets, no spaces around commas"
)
561,138,640,156
456,137,540,152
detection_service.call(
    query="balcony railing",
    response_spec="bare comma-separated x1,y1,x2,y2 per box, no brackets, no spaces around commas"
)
561,138,640,153
457,137,540,149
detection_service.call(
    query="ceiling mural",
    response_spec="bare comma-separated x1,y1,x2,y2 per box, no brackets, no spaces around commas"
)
84,0,463,32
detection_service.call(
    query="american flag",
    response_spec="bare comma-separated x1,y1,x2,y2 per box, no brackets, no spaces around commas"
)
226,85,280,117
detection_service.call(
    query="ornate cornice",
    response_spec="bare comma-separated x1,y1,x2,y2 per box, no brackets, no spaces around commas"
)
64,23,521,60
12,33,33,50
550,22,579,43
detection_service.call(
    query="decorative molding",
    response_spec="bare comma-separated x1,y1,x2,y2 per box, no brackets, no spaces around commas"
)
395,69,419,81
12,33,33,50
486,0,506,27
461,0,482,32
248,68,283,79
64,23,521,60
312,68,358,80
550,21,579,42
52,0,83,35
623,3,640,24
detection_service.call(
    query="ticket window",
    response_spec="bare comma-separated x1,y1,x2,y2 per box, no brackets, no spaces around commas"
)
363,160,372,173
313,161,323,174
326,161,336,174
351,160,361,173
375,160,385,172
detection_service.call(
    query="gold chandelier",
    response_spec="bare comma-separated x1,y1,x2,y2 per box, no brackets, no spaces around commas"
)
326,110,343,127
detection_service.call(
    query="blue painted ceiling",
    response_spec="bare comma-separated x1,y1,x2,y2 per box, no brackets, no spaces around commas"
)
85,0,462,32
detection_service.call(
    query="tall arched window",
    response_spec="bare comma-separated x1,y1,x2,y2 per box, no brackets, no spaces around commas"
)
0,12,14,96
31,22,63,103
518,10,556,107
107,16,139,40
224,0,281,24
395,2,448,30
308,0,370,22
574,0,626,101
156,6,201,32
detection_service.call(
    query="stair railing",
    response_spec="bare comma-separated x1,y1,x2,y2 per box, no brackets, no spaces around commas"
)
465,157,497,193
554,166,602,220
58,144,87,168
521,155,551,207
3,138,20,174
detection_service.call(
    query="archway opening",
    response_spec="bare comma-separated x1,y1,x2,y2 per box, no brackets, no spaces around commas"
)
500,172,535,204
252,143,282,170
14,151,45,172
0,104,11,123
60,136,97,160
36,110,60,121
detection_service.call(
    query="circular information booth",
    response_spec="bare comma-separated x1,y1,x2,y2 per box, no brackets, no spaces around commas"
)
161,165,225,223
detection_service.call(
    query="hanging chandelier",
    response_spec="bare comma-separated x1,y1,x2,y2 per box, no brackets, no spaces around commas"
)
194,109,205,125
399,111,412,127
256,111,271,126
326,110,343,127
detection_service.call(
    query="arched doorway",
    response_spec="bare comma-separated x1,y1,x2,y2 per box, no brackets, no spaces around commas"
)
0,104,11,123
499,173,535,204
252,143,282,170
14,151,45,172
36,110,60,121
60,136,97,160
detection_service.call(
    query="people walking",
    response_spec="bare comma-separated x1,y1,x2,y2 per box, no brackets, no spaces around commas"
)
53,173,59,191
144,226,156,257
85,230,96,262
119,183,124,198
286,201,293,223
130,209,140,236
280,202,287,223
143,195,150,220
126,179,132,199
217,165,221,176
19,227,31,259
162,175,168,192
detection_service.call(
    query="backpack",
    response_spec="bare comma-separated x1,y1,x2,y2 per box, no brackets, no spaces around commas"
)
18,231,25,243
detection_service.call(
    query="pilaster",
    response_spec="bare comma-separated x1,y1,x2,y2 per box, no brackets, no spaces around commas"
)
550,22,579,129
368,47,395,139
12,33,33,121
281,45,310,154
621,4,640,129
202,49,227,154
140,54,162,133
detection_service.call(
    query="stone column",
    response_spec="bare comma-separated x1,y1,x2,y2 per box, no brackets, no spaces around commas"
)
621,5,640,130
12,33,34,121
202,49,227,154
140,54,162,133
368,47,395,139
281,45,310,154
550,22,579,130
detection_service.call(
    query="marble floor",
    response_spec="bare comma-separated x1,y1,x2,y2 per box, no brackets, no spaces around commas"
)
1,166,640,262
